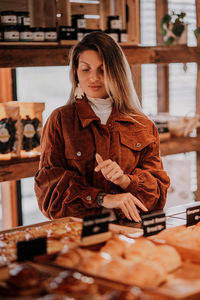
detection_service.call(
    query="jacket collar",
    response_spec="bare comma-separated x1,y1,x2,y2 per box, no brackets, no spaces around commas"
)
75,97,145,128
76,98,99,128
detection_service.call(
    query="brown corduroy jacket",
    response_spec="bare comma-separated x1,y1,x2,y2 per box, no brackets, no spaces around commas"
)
34,98,170,220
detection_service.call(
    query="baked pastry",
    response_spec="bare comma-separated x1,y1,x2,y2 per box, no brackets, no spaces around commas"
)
100,257,132,282
126,260,167,288
100,235,128,257
153,244,182,272
79,252,109,275
125,238,157,260
55,247,87,268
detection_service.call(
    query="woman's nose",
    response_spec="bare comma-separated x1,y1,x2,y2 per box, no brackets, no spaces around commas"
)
89,70,99,82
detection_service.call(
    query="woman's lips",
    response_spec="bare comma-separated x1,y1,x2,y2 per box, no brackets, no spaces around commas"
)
88,85,101,89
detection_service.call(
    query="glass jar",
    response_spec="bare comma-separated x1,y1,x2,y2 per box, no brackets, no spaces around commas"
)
4,26,19,41
44,28,57,42
120,30,128,42
107,16,122,30
32,27,44,41
72,14,86,29
105,29,119,43
0,11,17,26
0,27,3,41
17,11,31,26
19,26,32,42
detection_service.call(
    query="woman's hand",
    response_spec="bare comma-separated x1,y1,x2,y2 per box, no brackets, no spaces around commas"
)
95,153,131,189
102,193,148,222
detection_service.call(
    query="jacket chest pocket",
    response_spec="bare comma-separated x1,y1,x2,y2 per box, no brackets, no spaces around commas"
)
65,138,95,173
119,132,156,168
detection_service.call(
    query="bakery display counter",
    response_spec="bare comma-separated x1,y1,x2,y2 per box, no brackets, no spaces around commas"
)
0,204,200,299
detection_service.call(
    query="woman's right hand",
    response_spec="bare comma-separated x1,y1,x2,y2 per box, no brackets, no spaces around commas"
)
102,193,148,223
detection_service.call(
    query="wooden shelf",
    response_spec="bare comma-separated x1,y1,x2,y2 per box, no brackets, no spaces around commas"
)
0,156,40,182
0,136,199,182
0,42,200,68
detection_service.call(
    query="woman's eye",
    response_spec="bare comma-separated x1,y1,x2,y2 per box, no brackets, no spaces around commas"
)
82,69,89,72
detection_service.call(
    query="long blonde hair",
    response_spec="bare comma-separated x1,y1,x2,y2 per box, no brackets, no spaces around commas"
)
68,31,142,115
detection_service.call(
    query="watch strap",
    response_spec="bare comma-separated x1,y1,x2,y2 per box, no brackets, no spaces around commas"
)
96,192,107,206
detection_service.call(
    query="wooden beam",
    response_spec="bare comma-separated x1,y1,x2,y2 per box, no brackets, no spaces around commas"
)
115,0,126,30
160,137,200,156
156,0,169,113
130,64,142,103
156,0,168,46
1,181,18,229
44,0,56,27
0,69,13,102
157,64,169,112
0,156,40,182
1,44,200,68
196,0,200,201
99,0,111,31
29,0,45,27
126,0,140,44
56,0,71,26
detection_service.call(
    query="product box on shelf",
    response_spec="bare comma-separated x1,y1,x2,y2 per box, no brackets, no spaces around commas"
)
0,102,45,160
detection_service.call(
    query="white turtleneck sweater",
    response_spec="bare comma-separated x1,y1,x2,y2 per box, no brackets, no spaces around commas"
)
87,96,113,125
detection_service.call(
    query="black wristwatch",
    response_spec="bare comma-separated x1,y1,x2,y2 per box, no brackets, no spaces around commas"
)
96,192,107,206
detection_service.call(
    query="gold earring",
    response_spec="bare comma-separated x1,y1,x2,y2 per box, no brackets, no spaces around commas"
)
74,83,84,99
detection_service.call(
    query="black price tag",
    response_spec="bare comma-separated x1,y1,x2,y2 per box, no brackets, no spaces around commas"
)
81,213,110,238
186,205,200,226
142,211,166,237
17,236,47,261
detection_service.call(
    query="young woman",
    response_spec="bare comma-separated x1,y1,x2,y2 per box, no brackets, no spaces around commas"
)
35,31,170,222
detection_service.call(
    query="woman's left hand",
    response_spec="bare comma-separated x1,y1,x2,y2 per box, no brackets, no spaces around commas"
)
95,153,131,189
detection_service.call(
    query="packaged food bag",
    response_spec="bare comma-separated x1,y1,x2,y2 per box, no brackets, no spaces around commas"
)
0,102,20,159
19,102,45,157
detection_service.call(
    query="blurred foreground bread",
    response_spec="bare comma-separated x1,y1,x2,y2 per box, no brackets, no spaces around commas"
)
126,260,167,288
0,263,46,296
153,245,182,272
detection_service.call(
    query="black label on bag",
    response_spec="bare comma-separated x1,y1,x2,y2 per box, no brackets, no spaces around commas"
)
17,236,47,261
142,211,166,237
81,213,110,238
186,205,200,226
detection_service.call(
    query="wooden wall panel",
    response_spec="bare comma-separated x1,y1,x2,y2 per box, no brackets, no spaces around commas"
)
0,0,28,11
28,0,56,27
71,3,99,15
56,0,71,26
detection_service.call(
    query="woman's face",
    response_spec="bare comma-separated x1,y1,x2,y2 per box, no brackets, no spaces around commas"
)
77,50,109,99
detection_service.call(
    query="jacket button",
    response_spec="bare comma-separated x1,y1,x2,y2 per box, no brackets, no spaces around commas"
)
86,195,92,201
136,143,141,148
76,151,82,156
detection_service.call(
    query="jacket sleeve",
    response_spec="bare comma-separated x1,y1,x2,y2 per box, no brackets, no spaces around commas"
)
124,124,170,211
34,110,101,220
